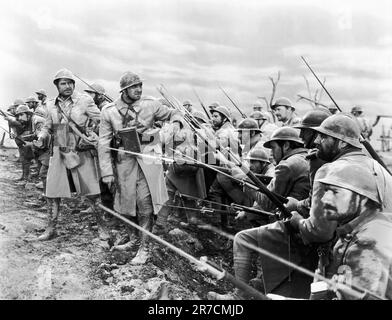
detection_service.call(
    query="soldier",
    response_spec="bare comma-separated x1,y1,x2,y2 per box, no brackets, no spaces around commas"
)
3,105,46,182
208,101,220,112
285,109,331,217
98,71,184,264
25,96,40,112
35,68,107,244
182,100,194,113
208,106,238,228
316,163,392,300
209,113,392,300
35,89,48,108
250,127,310,213
252,101,263,112
249,110,278,140
327,103,338,115
351,106,372,140
271,97,301,127
84,83,109,111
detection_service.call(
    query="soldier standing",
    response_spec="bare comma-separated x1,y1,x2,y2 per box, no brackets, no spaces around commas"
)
98,71,183,264
271,97,301,127
36,68,107,244
84,83,109,111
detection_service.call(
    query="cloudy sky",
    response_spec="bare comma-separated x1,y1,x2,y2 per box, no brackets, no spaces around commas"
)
1,0,392,125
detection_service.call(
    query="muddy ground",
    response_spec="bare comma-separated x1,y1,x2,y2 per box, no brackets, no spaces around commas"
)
0,147,236,300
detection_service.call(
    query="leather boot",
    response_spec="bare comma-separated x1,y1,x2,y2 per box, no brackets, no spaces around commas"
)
111,226,140,252
152,206,170,236
38,199,59,241
130,245,150,265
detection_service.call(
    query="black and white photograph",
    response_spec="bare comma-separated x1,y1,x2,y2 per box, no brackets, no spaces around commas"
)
1,0,392,304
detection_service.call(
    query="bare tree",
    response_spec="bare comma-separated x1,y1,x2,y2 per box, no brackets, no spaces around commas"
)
297,75,327,109
258,71,281,123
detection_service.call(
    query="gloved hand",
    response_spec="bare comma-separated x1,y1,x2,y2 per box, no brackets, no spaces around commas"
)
102,175,115,189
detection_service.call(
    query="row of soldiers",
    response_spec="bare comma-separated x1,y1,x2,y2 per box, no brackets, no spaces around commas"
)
1,68,390,299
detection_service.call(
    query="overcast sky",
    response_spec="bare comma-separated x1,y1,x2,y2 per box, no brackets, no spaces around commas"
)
1,0,392,123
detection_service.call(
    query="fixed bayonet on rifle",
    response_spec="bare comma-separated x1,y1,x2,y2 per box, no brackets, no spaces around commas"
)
73,74,114,103
301,56,392,176
192,88,212,120
218,85,247,119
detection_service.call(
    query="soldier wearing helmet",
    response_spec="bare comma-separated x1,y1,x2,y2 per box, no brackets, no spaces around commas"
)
284,108,331,217
36,68,107,244
351,105,372,140
98,71,184,264
3,105,47,183
250,110,279,140
249,127,310,212
327,103,338,115
84,83,108,110
208,101,220,111
271,97,301,127
315,162,392,300
25,96,39,112
182,99,193,113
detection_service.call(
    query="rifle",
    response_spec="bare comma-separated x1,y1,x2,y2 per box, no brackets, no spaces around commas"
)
301,56,392,175
0,125,26,146
98,203,269,300
73,74,114,103
192,88,212,120
218,85,247,119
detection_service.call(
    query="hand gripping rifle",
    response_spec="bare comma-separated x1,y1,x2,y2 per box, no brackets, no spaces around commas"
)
301,56,392,175
0,125,26,146
218,85,247,119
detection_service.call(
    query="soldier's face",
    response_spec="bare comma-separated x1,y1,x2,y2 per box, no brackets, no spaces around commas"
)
314,133,339,162
212,112,224,128
300,128,316,149
270,141,283,164
126,83,142,101
273,106,291,122
321,185,360,222
250,160,264,174
16,113,28,123
57,79,75,97
37,94,45,101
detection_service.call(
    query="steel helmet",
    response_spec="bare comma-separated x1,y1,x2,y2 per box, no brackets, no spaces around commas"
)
119,71,143,92
25,96,38,103
271,97,295,110
250,111,268,121
13,98,25,106
236,118,262,133
263,127,304,148
212,106,231,122
35,89,47,96
208,102,220,110
253,101,263,111
294,109,331,129
351,105,364,113
183,99,192,106
84,83,106,95
317,161,381,205
7,105,16,112
244,147,270,163
53,68,75,84
15,104,33,116
328,103,338,111
311,113,362,148
192,111,208,124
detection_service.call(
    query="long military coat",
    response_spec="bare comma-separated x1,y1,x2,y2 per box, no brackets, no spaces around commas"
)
39,91,101,198
98,96,183,217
